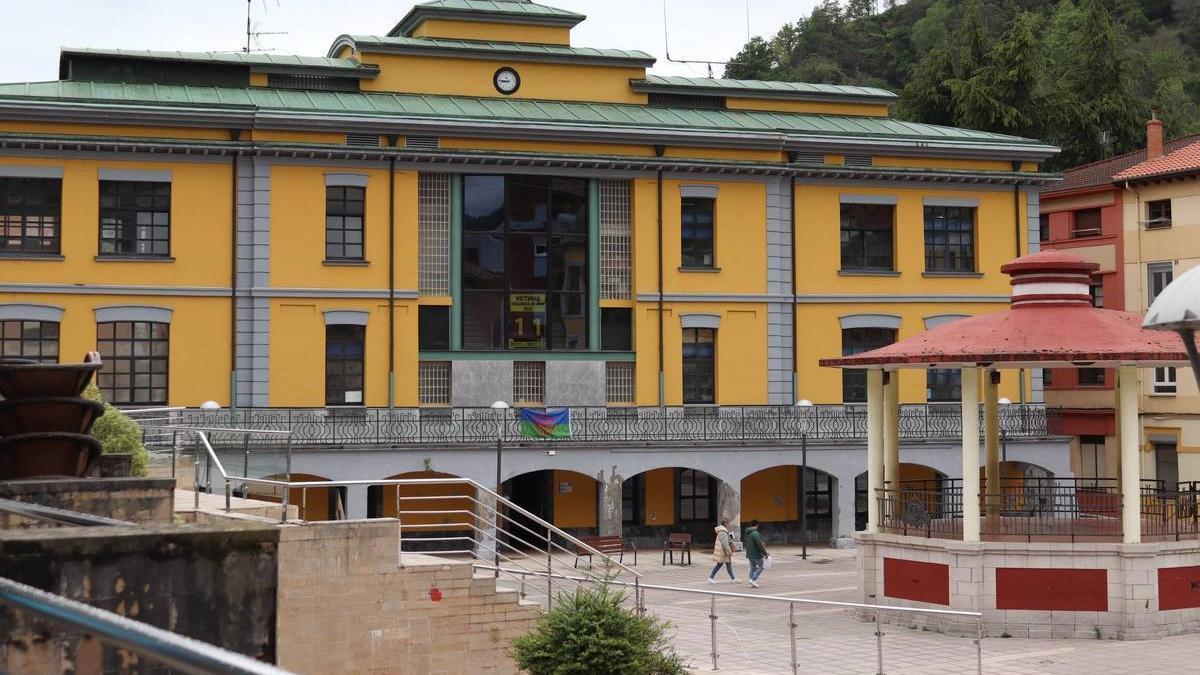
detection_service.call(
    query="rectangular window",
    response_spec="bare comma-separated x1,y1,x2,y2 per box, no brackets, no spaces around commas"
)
0,320,59,362
1079,435,1105,486
462,175,589,351
1043,368,1054,388
418,173,451,295
512,361,545,406
1077,368,1105,386
926,369,961,402
600,307,632,351
418,361,451,406
840,203,894,271
1072,208,1102,238
801,469,834,519
325,324,364,406
1155,442,1179,490
1153,367,1177,395
605,361,635,405
924,206,975,272
621,474,643,526
842,327,896,403
0,177,61,254
682,327,715,404
678,468,714,522
418,305,450,351
98,181,170,256
1039,219,1050,243
1089,280,1104,308
1146,199,1172,229
97,321,169,405
680,197,715,268
326,185,365,260
1148,262,1173,305
599,179,632,300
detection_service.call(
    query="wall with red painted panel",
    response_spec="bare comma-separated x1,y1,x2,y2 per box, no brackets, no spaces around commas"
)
883,557,949,606
996,568,1107,611
1158,566,1200,611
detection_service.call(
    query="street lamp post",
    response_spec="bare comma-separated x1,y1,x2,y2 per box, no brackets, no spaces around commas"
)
491,400,510,577
1143,264,1200,392
796,399,813,561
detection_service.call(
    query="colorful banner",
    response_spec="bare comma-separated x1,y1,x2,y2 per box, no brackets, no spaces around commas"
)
519,408,571,439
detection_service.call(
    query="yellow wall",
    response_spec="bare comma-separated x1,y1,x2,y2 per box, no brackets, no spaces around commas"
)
375,470,475,530
725,97,889,117
439,137,655,157
357,53,648,104
552,470,597,528
872,156,1015,172
642,468,675,527
251,129,349,145
410,19,572,45
0,120,231,141
740,466,798,523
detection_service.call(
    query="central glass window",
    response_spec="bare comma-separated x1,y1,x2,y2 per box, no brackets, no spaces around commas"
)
462,175,588,350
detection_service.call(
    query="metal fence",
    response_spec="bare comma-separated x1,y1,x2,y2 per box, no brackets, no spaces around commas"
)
1142,480,1200,541
167,403,1059,448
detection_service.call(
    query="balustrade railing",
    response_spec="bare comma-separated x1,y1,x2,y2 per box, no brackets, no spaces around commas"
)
169,403,1059,448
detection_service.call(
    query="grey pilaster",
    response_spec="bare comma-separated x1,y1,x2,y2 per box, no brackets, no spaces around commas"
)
345,484,369,520
597,467,623,537
766,177,794,405
1024,188,1044,403
717,482,741,533
235,157,271,407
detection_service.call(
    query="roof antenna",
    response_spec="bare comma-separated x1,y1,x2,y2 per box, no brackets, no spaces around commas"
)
245,0,287,53
662,0,746,79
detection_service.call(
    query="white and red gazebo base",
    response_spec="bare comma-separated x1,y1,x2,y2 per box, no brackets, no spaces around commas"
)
857,533,1200,639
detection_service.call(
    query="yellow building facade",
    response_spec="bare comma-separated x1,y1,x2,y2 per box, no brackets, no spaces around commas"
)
0,1,1063,535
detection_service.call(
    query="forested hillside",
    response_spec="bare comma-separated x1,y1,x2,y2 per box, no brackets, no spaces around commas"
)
726,0,1200,168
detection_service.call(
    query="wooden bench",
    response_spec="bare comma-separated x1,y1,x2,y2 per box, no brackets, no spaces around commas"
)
662,532,693,566
573,535,636,568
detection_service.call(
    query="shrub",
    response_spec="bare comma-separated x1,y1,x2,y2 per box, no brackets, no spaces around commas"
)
511,584,688,675
83,383,149,477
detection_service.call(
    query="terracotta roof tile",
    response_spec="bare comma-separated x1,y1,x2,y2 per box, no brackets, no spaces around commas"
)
1045,133,1200,195
1112,138,1200,182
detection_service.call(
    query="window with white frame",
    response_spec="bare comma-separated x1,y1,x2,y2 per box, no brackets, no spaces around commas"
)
418,361,451,405
1153,367,1177,395
605,361,634,405
1146,200,1172,229
599,179,631,300
512,361,545,406
1089,279,1104,308
1148,262,1173,305
418,173,451,295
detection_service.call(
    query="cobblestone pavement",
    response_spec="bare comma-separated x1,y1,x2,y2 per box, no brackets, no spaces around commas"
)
575,545,1200,675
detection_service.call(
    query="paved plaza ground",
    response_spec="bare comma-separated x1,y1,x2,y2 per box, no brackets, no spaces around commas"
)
514,545,1200,675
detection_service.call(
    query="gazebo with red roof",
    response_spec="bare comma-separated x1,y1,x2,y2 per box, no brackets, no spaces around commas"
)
822,250,1188,544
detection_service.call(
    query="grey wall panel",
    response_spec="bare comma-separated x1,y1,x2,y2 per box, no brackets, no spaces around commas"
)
450,360,514,407
546,361,606,407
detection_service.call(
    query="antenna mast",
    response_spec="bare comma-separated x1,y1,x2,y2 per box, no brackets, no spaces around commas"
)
245,0,287,53
661,0,750,78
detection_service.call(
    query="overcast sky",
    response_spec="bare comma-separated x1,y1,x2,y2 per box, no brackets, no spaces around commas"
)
0,0,820,84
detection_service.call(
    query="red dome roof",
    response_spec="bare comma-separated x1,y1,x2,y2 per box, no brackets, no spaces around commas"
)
821,251,1190,369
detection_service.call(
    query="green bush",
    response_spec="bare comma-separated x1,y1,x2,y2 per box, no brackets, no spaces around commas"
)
83,383,149,477
511,584,688,675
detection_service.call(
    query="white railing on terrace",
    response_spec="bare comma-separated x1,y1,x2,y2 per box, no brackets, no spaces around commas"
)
151,403,1060,447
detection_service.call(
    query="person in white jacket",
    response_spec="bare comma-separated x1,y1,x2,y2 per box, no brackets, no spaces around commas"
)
707,518,736,583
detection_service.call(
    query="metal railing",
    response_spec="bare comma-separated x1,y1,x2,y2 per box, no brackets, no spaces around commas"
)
878,481,964,539
174,427,641,611
472,564,985,675
1142,480,1200,541
164,403,1060,448
0,574,289,675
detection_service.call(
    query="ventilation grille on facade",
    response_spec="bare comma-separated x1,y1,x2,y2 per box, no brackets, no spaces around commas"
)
605,362,635,405
405,136,440,150
599,180,632,301
418,173,451,296
345,132,382,147
647,92,727,110
790,152,825,165
513,362,546,406
419,361,452,406
267,73,359,92
843,154,874,167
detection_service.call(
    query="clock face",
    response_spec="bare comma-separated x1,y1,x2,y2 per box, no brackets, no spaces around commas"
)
494,67,520,95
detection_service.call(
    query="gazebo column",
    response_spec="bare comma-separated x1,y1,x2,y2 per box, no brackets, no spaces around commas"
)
1118,366,1141,544
883,371,900,487
983,371,1001,517
961,367,981,542
866,369,885,534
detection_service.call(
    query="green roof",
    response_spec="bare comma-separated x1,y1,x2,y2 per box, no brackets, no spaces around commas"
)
0,80,1052,152
332,35,653,66
61,48,378,76
390,0,585,37
634,74,897,103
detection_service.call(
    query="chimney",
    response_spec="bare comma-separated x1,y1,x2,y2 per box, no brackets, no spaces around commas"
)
1147,110,1164,160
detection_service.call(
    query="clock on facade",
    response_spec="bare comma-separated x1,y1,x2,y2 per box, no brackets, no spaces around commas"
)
493,67,520,95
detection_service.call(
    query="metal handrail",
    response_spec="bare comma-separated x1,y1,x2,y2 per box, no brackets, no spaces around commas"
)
180,428,641,580
0,576,290,675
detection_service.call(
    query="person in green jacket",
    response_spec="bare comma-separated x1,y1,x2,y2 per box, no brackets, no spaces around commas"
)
743,519,769,587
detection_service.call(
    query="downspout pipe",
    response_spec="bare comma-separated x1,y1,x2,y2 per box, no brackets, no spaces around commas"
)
1013,163,1026,404
229,130,241,412
387,139,398,410
657,167,665,409
788,167,798,404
